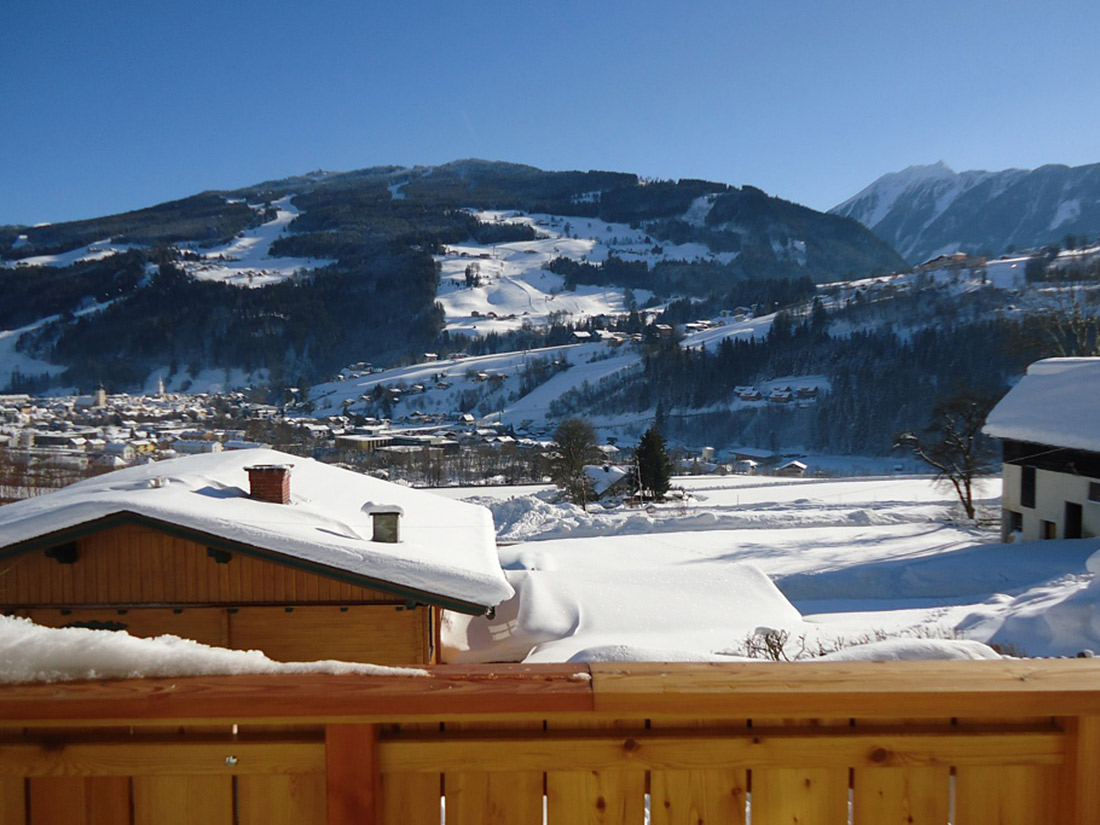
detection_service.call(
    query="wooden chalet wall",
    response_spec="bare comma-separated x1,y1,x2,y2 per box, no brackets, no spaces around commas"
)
1,524,438,665
0,661,1099,825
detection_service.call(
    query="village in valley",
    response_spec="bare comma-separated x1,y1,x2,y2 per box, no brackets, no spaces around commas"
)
10,3,1100,820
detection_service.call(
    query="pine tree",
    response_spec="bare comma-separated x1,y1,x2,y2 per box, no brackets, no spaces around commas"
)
634,426,672,501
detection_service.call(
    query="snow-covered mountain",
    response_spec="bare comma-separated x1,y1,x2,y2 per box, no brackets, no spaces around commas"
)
0,160,904,395
832,161,1100,264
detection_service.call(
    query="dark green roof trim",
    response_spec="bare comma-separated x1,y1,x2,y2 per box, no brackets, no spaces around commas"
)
0,511,490,615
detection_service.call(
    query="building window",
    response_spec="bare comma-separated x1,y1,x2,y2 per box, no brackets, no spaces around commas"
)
1090,481,1100,503
1041,520,1057,540
1021,466,1036,509
1006,510,1023,533
1066,502,1083,540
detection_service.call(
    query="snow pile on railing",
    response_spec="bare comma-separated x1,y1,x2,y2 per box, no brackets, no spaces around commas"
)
0,616,427,684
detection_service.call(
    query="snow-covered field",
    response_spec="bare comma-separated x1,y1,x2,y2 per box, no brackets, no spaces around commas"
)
10,471,1099,682
436,474,1100,662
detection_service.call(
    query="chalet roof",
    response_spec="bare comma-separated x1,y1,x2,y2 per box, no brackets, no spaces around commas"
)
983,358,1100,454
0,448,512,612
583,464,630,497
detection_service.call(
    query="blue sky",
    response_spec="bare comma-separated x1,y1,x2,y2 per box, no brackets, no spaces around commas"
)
2,0,1098,225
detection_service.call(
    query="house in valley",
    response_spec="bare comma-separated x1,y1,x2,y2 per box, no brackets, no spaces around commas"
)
0,449,512,665
583,464,632,499
983,358,1100,542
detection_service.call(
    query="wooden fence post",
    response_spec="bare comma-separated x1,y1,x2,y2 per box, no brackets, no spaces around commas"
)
326,724,380,825
1061,715,1100,825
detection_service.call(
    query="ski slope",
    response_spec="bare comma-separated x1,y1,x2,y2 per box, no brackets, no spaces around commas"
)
435,209,739,335
180,196,335,288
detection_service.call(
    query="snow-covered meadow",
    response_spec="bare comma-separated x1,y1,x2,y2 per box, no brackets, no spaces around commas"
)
436,474,1100,663
9,471,1100,683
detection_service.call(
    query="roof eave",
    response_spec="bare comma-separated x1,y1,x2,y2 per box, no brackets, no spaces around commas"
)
0,511,493,615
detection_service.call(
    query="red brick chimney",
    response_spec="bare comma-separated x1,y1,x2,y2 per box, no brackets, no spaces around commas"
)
245,464,293,505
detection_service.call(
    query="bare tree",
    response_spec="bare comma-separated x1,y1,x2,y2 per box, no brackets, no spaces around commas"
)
1029,285,1100,357
895,392,999,521
550,418,600,510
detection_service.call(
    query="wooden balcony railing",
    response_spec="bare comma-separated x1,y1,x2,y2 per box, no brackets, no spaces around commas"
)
0,660,1099,824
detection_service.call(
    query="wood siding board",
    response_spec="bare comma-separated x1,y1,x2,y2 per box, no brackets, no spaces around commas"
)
227,606,428,666
443,720,542,825
749,716,849,825
0,777,23,825
238,774,326,825
132,775,232,825
587,661,1100,719
1060,715,1100,825
0,514,488,613
29,776,131,825
382,722,442,825
545,716,645,825
24,608,230,649
954,765,1057,825
325,725,380,825
650,716,747,825
851,766,949,825
378,729,1064,773
0,738,323,777
851,715,950,825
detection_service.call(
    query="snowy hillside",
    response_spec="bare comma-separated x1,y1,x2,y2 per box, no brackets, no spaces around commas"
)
309,311,778,431
833,161,1100,263
3,196,335,288
179,196,335,287
435,209,740,335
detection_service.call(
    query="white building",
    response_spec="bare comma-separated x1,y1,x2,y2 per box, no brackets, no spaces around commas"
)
984,358,1100,542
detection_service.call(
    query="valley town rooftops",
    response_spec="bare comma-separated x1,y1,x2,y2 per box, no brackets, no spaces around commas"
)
983,358,1100,454
0,448,513,612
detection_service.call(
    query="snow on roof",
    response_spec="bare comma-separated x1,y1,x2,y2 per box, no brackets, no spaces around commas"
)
583,464,630,496
983,358,1100,453
0,448,512,610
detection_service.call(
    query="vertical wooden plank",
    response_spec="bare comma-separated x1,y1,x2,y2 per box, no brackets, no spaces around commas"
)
382,723,440,825
0,777,25,825
650,717,746,825
238,775,326,825
133,776,231,825
955,765,1057,825
1061,715,1100,825
326,724,379,825
546,716,645,825
105,535,120,604
751,767,848,825
31,777,131,825
261,554,275,602
444,721,542,825
852,766,948,825
750,717,848,825
851,716,949,825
